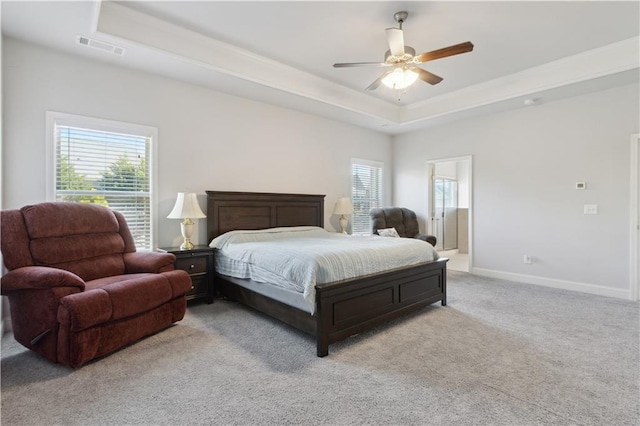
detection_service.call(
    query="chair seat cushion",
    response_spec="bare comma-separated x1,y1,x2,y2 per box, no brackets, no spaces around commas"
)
87,270,191,299
59,271,191,332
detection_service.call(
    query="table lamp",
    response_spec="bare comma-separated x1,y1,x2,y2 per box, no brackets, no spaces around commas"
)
333,197,353,234
167,192,206,250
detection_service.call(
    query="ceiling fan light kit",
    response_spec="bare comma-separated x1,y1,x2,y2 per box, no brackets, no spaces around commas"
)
381,67,418,90
333,11,474,93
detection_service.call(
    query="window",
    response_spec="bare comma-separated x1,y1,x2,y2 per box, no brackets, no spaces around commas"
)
47,112,157,251
351,158,383,235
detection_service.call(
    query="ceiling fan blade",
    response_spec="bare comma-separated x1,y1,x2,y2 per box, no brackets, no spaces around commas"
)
415,67,444,85
366,69,394,91
386,28,405,56
415,41,474,63
333,62,388,68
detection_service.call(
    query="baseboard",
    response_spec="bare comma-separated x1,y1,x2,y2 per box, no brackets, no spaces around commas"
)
1,296,11,335
1,317,11,336
470,267,631,300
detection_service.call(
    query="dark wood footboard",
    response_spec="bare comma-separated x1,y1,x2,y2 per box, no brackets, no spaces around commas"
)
314,258,447,356
217,258,447,356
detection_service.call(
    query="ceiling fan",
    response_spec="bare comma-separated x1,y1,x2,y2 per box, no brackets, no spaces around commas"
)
333,11,474,91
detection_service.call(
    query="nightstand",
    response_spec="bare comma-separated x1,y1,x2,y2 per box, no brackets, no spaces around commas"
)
159,245,214,304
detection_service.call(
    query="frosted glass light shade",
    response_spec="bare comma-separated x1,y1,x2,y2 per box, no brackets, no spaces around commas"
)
382,67,419,90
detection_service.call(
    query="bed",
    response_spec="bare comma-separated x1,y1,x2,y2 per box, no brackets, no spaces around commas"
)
206,191,448,356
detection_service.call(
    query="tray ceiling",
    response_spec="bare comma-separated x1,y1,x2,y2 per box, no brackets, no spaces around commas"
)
2,1,638,134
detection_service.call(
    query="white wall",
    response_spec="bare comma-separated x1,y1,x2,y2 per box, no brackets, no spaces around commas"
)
2,37,392,246
0,6,6,335
435,161,457,180
456,160,469,209
394,83,639,298
4,37,638,300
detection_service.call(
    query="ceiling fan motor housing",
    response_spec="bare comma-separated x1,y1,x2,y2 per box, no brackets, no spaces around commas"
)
384,46,415,63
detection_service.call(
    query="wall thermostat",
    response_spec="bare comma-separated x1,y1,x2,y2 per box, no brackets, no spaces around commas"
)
576,182,586,190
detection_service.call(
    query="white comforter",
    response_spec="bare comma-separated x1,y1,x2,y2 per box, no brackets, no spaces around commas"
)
209,226,439,313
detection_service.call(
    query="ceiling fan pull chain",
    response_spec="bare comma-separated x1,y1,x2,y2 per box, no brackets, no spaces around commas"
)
396,88,408,102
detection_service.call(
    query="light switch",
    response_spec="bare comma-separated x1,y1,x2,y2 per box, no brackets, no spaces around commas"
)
584,204,598,214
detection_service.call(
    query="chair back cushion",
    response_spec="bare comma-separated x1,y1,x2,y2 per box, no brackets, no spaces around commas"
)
2,203,136,281
370,207,420,238
1,209,35,270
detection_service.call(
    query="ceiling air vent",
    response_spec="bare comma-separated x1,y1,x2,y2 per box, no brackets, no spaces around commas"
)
76,35,126,56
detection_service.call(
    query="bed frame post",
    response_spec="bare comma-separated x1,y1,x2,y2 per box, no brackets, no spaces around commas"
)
441,268,447,306
315,299,329,357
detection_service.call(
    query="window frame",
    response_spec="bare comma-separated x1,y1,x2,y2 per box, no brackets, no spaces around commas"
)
351,158,384,236
46,111,158,251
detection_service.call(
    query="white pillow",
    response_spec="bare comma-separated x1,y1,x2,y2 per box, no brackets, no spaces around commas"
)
209,226,327,249
378,227,400,238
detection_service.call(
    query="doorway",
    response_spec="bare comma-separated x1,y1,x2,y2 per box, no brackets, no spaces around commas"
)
631,133,639,301
434,177,458,251
427,156,472,272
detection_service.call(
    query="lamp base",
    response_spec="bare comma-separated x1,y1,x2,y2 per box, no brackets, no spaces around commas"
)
179,219,195,250
339,215,348,234
179,239,194,250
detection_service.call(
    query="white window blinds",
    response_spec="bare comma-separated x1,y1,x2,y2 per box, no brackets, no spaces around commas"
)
351,159,383,235
51,115,155,251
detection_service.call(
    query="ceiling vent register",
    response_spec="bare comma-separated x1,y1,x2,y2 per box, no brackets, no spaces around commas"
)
76,35,126,56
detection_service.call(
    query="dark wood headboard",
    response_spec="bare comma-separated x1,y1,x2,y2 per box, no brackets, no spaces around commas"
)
205,191,325,242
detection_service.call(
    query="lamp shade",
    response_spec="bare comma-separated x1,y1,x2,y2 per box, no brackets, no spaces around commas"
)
167,192,206,219
333,197,353,215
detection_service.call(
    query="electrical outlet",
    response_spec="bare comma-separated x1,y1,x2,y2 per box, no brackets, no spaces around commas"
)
584,204,598,214
523,255,532,264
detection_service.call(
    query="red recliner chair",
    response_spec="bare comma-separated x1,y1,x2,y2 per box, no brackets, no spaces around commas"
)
1,202,192,368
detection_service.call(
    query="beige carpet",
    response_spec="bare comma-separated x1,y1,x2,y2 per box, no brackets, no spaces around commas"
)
2,271,638,425
438,250,469,272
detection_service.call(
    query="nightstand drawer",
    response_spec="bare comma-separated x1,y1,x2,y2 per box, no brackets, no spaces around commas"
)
189,276,209,298
175,256,208,275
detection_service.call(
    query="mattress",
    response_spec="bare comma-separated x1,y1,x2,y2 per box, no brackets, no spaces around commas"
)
219,274,313,313
210,226,439,314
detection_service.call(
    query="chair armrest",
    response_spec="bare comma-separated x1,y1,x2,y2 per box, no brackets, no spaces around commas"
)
124,252,176,274
414,234,437,247
0,266,85,294
58,289,113,332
